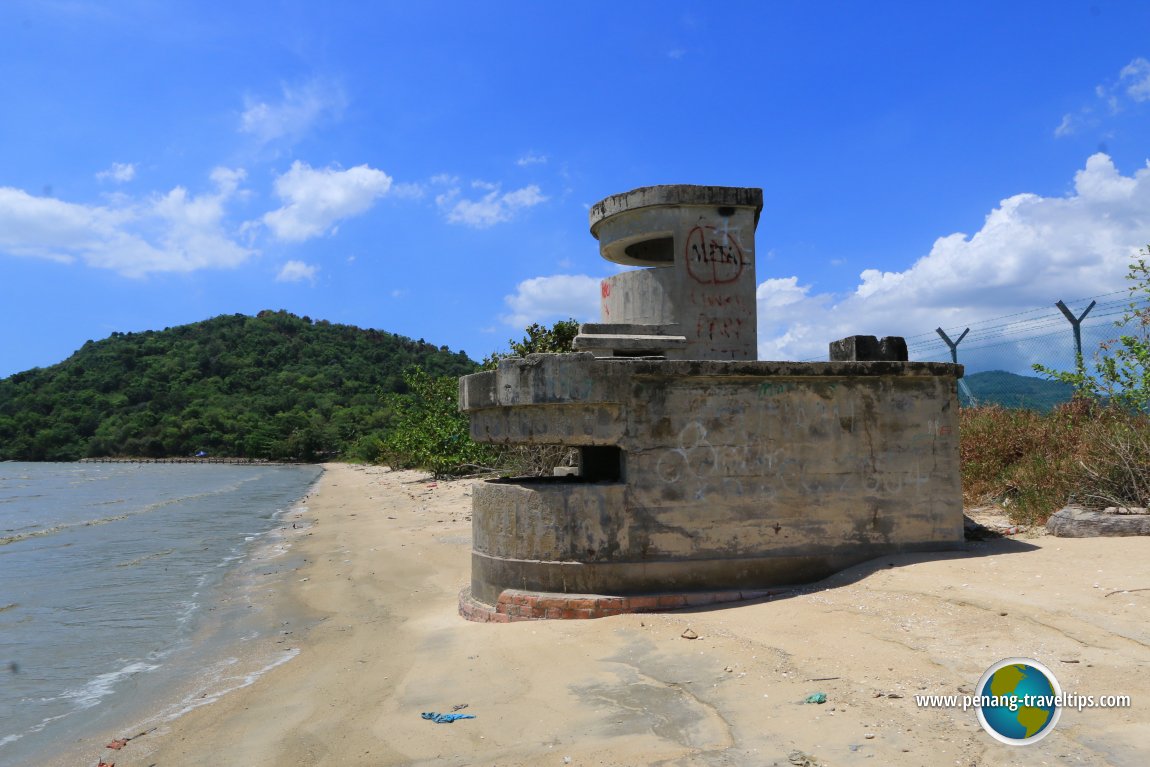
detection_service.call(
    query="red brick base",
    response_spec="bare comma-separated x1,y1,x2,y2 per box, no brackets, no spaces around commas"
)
458,585,782,622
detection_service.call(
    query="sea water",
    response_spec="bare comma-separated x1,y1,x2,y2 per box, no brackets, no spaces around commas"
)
0,461,323,766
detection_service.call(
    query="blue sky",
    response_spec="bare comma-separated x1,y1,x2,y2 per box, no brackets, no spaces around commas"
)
2,0,1150,379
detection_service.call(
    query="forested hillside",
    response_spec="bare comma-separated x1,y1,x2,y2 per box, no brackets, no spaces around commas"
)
961,370,1075,411
0,310,478,461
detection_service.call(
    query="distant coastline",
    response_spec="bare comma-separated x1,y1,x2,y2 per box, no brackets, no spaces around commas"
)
76,456,317,465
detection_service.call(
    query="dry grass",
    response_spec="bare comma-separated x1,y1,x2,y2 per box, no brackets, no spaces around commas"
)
960,400,1150,525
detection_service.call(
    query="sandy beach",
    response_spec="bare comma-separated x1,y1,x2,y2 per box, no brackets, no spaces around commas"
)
62,463,1148,766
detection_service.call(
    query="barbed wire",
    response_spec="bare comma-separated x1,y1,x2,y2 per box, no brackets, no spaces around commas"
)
798,287,1148,364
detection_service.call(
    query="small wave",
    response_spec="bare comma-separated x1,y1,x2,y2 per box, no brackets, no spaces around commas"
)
0,526,63,547
175,597,199,627
1,474,279,548
0,602,18,613
166,648,299,720
114,548,176,568
0,511,135,547
0,709,72,753
61,661,160,710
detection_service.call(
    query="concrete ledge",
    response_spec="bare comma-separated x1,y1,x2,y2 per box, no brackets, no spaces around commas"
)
580,323,683,336
589,185,764,232
458,585,785,622
459,355,965,415
1047,506,1150,537
573,334,689,352
469,542,963,605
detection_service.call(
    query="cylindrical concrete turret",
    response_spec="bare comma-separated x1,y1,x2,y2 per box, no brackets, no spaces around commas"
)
583,185,763,361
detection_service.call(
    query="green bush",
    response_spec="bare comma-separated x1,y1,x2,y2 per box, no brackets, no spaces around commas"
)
378,367,501,478
377,319,582,477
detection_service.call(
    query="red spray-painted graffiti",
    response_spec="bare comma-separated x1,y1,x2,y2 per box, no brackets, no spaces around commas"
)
685,226,748,285
601,280,611,316
696,314,744,341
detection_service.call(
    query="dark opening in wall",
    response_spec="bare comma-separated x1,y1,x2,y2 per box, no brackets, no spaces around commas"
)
624,237,674,263
581,446,623,482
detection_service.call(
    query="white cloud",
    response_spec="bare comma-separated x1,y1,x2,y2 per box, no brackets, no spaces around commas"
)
96,162,136,183
0,167,254,277
501,274,603,328
276,259,318,283
1053,113,1077,137
240,78,346,147
516,152,548,166
437,182,547,228
389,181,425,199
1060,58,1150,136
1120,57,1150,102
262,161,392,241
756,153,1150,370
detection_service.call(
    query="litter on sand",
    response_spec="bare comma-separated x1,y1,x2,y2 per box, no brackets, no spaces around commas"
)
803,692,827,704
421,712,477,723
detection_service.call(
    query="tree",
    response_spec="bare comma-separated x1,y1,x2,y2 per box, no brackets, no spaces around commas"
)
0,311,479,461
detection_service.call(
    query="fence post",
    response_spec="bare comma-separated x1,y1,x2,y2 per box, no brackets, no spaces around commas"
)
936,327,974,404
1054,299,1096,375
935,327,969,364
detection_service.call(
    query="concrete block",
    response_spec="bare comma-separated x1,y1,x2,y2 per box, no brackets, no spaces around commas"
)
829,335,909,362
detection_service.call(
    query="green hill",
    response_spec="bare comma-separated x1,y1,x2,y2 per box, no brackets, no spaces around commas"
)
961,370,1076,411
0,310,478,462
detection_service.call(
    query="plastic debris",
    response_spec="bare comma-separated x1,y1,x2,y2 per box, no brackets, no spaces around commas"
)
421,712,476,723
803,692,827,704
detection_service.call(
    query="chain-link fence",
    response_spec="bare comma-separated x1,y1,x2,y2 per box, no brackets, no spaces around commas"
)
900,288,1146,409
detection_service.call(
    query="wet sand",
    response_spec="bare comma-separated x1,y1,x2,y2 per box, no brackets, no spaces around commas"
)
68,463,1150,766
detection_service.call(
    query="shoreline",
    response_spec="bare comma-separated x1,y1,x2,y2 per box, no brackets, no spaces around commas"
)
36,469,326,767
55,464,1150,765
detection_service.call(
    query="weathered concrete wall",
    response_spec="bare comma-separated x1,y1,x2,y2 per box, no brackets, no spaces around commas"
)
473,480,628,561
461,354,964,603
600,267,677,326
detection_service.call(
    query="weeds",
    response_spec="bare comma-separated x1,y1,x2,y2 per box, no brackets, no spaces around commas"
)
960,399,1150,524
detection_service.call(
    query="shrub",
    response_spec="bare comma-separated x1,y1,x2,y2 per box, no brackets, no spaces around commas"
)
959,402,1091,524
378,367,502,478
1074,411,1150,510
375,319,586,478
960,398,1150,523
